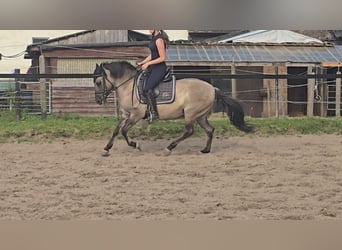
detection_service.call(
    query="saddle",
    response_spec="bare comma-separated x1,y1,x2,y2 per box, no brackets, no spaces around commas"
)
136,68,176,104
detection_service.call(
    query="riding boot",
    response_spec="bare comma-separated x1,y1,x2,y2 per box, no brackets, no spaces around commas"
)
145,90,159,122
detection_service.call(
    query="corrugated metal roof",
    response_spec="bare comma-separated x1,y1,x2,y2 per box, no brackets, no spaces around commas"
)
166,44,342,63
217,30,323,44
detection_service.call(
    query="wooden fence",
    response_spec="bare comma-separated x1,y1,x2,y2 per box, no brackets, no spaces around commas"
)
0,72,341,119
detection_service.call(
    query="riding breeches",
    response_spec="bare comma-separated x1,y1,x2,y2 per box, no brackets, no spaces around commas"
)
143,63,167,92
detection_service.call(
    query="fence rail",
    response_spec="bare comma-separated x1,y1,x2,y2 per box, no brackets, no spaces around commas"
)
1,73,342,79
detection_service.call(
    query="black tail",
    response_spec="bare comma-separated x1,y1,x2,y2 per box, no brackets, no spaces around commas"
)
215,88,253,133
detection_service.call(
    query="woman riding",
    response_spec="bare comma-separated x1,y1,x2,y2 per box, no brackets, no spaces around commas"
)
137,30,170,122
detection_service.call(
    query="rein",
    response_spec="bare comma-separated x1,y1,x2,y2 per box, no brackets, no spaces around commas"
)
104,72,136,92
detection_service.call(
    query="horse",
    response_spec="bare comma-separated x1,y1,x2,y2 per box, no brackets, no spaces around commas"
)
93,60,253,156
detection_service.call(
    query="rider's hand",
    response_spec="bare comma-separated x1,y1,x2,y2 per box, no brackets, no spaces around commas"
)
141,63,149,71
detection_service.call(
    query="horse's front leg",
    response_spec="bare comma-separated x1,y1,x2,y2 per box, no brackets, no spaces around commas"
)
102,118,125,157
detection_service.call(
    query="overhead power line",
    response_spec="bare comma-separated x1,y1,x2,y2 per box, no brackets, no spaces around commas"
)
0,50,26,59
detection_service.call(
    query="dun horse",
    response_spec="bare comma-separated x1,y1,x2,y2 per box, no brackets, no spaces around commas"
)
93,61,253,156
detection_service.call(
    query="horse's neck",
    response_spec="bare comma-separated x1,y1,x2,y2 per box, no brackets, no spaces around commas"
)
115,79,136,107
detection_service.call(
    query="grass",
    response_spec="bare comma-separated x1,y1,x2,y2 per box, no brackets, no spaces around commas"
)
1,111,342,143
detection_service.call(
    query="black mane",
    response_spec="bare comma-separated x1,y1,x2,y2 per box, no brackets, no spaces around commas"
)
93,63,102,82
103,61,137,79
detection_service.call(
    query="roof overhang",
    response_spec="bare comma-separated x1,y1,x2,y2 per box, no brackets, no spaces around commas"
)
321,62,342,67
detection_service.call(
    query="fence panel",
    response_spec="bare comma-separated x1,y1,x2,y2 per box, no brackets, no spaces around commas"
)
0,80,51,114
0,80,15,111
1,72,342,118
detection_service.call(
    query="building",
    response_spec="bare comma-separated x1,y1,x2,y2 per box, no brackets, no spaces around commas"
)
24,30,342,117
24,30,150,116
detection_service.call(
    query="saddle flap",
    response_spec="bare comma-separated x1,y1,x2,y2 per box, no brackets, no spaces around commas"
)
136,73,176,104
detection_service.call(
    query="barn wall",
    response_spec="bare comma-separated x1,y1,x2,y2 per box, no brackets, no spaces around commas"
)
49,58,137,116
212,65,264,117
42,47,149,60
52,86,116,116
173,65,264,117
287,67,307,116
37,39,150,116
235,66,264,117
38,39,149,116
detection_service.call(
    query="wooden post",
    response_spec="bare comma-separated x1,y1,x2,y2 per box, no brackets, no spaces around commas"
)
267,82,271,117
39,55,47,119
336,70,341,117
275,64,279,118
307,66,315,117
231,64,237,99
14,69,21,120
278,65,288,117
317,67,326,117
263,66,276,117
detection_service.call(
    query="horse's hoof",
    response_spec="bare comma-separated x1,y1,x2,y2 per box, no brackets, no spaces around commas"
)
163,148,172,156
136,142,142,151
200,149,210,154
101,150,110,157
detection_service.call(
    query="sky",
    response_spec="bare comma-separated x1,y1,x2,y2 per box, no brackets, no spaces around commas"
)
0,30,188,74
0,30,83,73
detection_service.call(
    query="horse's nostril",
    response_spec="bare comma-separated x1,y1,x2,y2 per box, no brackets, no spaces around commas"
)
95,96,102,105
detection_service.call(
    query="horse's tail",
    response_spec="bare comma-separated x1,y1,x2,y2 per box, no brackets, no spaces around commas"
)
215,88,254,133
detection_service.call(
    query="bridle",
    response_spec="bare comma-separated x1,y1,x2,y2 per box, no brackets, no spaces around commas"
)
94,69,136,103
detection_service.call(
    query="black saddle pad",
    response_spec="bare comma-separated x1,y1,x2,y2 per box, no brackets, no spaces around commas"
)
136,73,176,104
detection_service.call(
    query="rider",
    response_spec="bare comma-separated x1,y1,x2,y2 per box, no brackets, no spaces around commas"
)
137,30,170,122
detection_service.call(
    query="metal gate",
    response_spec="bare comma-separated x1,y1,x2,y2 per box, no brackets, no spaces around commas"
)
0,80,15,111
0,80,51,114
327,84,342,114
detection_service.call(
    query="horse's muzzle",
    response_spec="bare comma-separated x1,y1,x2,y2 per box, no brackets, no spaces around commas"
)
95,94,105,105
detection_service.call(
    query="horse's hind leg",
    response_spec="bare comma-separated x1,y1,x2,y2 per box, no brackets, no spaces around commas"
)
166,123,194,153
121,118,141,151
196,116,215,153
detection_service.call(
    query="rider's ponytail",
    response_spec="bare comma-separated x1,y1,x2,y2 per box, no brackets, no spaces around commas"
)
160,30,170,49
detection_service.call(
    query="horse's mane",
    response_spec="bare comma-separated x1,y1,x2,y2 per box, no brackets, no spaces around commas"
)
103,61,136,79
